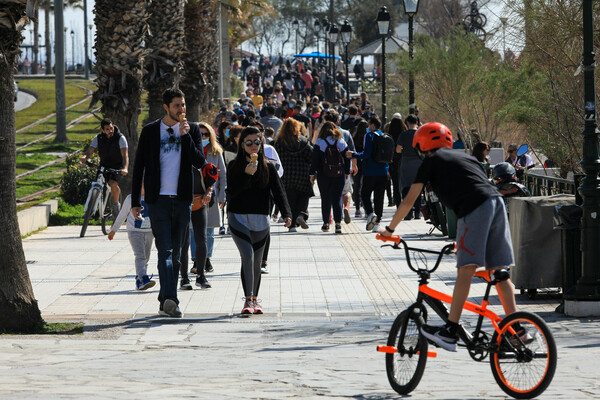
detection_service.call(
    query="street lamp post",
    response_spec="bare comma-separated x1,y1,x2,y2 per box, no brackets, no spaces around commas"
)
314,19,321,72
63,26,68,72
341,20,352,106
88,25,93,72
403,0,420,110
564,0,600,316
499,17,507,60
376,6,390,125
70,30,75,74
292,19,299,55
328,24,338,103
84,0,89,79
321,18,330,101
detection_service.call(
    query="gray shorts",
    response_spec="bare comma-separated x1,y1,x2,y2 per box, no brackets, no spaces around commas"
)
455,196,514,269
342,176,353,195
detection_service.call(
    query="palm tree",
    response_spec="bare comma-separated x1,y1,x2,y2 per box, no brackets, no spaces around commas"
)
91,0,150,197
180,0,219,121
0,1,44,331
37,1,83,75
144,0,186,122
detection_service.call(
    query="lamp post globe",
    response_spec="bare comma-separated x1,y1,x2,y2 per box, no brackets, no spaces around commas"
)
376,6,390,124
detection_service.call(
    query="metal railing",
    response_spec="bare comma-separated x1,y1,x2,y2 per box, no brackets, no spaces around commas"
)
522,171,577,196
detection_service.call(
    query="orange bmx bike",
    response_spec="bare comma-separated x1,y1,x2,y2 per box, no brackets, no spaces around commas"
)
375,235,556,399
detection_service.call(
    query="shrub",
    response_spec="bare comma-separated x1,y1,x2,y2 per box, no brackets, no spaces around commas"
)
60,141,97,205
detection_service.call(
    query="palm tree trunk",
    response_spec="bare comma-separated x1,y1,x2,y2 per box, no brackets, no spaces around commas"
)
92,0,150,198
44,5,52,74
0,0,44,332
145,0,186,122
181,0,219,121
32,7,39,74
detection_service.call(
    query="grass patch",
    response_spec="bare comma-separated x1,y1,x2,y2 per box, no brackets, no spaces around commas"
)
15,79,93,131
1,321,84,335
49,198,103,226
16,163,65,199
16,191,60,213
16,153,62,174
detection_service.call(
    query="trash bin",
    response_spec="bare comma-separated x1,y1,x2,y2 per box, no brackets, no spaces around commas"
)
553,204,582,295
446,207,457,239
509,195,575,296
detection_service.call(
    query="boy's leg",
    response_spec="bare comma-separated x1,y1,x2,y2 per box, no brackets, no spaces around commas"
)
448,265,477,323
496,279,517,315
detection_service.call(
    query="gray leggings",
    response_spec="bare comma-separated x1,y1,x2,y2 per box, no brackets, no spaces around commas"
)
229,215,269,297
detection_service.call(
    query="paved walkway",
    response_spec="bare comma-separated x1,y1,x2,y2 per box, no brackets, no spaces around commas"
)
2,197,599,399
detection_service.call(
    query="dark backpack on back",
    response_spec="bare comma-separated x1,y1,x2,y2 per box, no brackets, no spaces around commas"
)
371,132,395,164
322,139,344,178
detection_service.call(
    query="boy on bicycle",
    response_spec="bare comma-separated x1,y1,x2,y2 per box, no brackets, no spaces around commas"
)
380,122,527,352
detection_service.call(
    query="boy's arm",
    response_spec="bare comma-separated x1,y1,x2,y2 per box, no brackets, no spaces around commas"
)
381,183,424,234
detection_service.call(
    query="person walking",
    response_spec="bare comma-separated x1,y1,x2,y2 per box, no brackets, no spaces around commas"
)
310,121,349,234
351,119,368,218
227,127,291,314
131,88,206,318
387,114,407,207
396,114,422,219
348,116,389,232
274,118,314,231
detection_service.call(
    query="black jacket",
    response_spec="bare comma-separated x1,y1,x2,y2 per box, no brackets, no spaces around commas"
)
131,119,206,207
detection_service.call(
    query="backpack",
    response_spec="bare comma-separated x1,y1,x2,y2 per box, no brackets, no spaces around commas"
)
371,132,395,163
322,139,344,178
295,77,305,91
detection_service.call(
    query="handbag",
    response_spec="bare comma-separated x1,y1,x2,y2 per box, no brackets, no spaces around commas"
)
192,194,204,211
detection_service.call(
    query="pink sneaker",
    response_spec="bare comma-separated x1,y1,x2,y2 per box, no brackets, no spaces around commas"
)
253,300,263,314
241,299,254,314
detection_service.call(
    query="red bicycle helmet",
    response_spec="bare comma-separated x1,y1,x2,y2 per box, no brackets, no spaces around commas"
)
413,122,453,152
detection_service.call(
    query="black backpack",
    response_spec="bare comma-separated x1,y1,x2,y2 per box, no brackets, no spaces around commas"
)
295,77,306,91
322,139,344,178
371,132,395,163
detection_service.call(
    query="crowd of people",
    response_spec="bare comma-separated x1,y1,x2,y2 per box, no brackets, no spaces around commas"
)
89,70,538,332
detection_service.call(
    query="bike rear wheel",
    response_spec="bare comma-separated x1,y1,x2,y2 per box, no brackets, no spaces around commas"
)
432,202,448,236
490,311,557,399
80,188,100,238
386,308,428,395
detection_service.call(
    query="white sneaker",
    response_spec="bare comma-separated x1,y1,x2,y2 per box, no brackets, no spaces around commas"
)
365,213,377,231
372,223,381,233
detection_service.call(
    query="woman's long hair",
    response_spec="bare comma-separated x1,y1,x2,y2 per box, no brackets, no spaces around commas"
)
388,117,408,142
472,141,489,163
275,118,302,147
318,121,342,141
353,120,368,148
229,126,270,188
198,122,223,156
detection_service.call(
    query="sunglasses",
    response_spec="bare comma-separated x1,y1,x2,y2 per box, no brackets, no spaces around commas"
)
200,131,210,137
244,139,262,146
166,127,176,144
508,149,515,153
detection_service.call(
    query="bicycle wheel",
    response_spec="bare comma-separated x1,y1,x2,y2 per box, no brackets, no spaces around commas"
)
432,202,448,236
385,308,428,395
80,188,100,238
101,188,119,235
490,311,557,399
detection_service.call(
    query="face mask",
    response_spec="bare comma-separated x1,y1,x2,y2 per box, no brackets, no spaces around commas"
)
224,129,230,138
366,128,370,133
343,114,349,119
242,106,249,110
202,139,210,148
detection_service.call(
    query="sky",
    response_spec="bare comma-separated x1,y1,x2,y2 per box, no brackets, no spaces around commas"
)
21,0,512,66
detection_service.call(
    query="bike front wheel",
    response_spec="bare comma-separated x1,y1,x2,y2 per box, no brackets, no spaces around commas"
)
101,188,120,235
80,188,100,238
490,311,557,399
385,308,428,395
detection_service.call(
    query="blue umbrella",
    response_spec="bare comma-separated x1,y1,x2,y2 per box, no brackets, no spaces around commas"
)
293,51,340,60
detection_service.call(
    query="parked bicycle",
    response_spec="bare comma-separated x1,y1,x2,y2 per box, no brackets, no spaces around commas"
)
375,235,556,399
421,183,448,236
80,161,122,237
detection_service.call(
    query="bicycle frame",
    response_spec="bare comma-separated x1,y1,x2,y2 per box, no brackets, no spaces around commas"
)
82,164,113,217
376,235,518,357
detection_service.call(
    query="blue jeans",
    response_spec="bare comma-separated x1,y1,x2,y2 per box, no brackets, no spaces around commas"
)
206,228,215,258
147,196,191,307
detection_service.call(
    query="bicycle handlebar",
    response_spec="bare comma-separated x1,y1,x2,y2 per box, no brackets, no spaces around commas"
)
376,234,456,274
85,161,122,175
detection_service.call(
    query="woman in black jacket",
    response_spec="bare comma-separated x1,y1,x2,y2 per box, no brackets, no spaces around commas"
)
273,118,314,232
227,127,292,314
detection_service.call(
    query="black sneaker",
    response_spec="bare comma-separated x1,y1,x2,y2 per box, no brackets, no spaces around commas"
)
180,278,193,290
335,223,342,234
195,275,212,289
420,324,458,352
205,258,214,273
261,261,269,274
321,223,330,232
404,211,414,221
